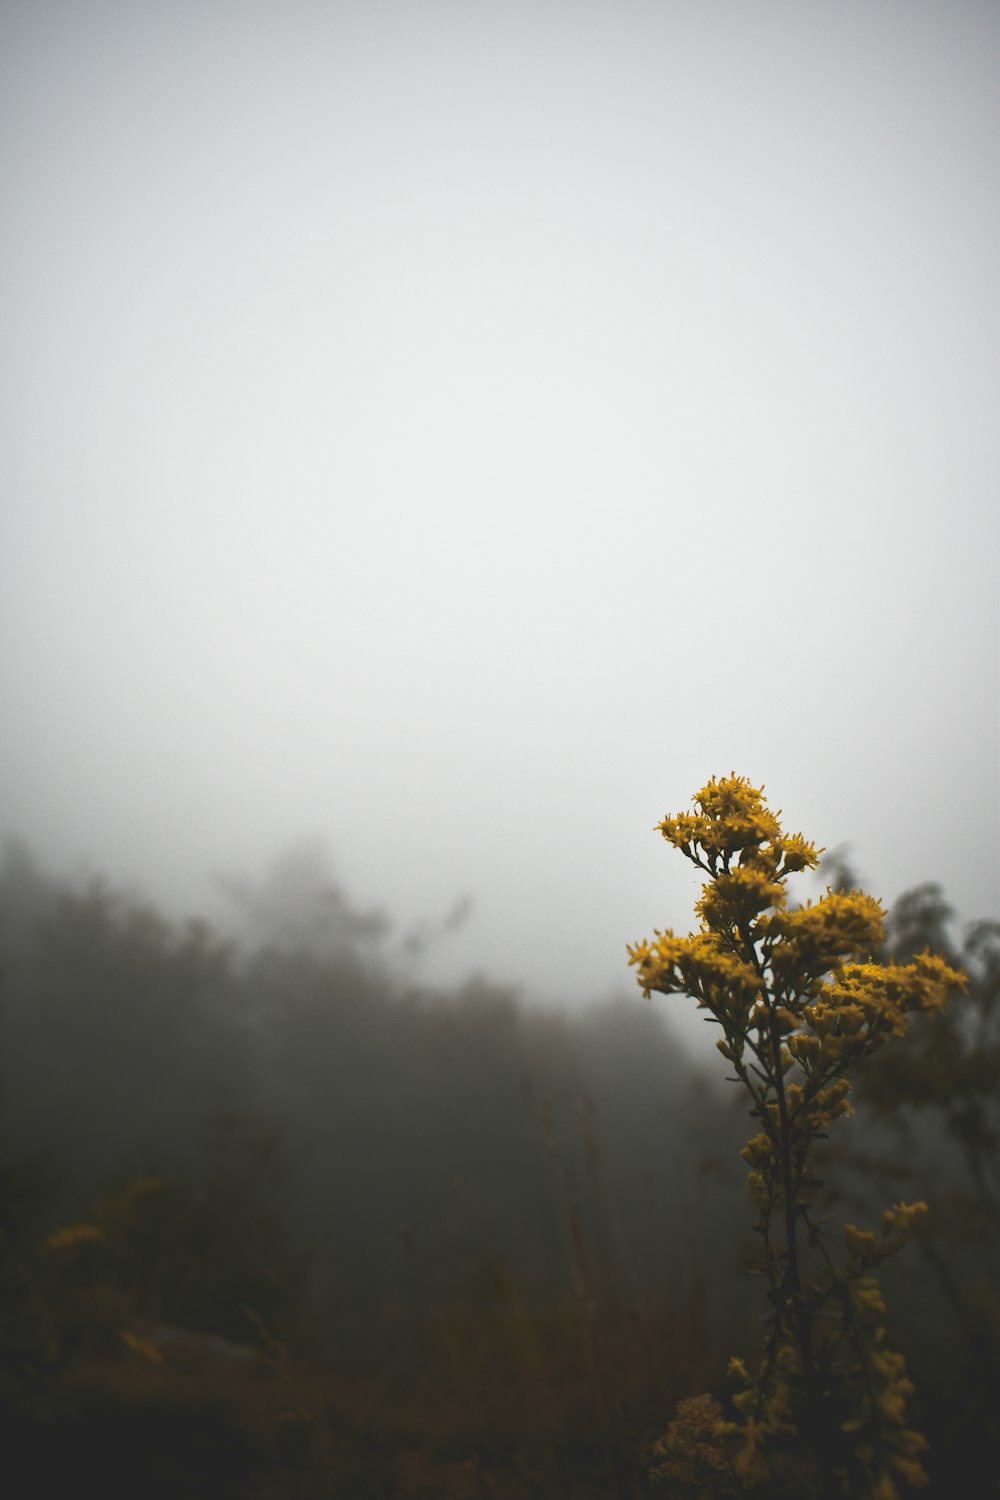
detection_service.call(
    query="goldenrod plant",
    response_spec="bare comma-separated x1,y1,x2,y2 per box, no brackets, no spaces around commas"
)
629,777,964,1499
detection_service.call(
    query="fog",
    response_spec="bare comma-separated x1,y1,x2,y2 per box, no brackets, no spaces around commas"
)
2,1,997,1041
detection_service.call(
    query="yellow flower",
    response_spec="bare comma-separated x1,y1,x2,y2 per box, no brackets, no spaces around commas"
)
844,1223,877,1255
631,776,956,1488
44,1222,105,1252
658,776,780,860
121,1328,165,1366
882,1202,928,1240
740,1132,773,1167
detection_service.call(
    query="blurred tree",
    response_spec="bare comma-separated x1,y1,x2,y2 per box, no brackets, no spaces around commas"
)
216,842,389,969
852,884,1000,1370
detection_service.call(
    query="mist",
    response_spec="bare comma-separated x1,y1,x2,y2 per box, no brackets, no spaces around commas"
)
2,12,1000,1486
1,1,997,1044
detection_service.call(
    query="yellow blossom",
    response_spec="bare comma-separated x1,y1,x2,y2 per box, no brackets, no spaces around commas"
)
632,777,959,1496
44,1222,105,1252
121,1328,165,1366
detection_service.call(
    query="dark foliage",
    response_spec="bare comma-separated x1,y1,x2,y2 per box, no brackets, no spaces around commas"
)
0,841,996,1496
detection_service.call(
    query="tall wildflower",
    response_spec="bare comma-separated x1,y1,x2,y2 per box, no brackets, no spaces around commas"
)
629,776,963,1499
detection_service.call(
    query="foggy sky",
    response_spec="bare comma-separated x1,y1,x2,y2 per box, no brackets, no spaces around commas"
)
2,1,998,1050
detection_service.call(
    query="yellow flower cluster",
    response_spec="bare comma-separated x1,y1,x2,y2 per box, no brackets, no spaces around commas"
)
655,774,821,880
634,777,967,1500
43,1222,105,1252
647,1394,737,1497
628,929,763,1015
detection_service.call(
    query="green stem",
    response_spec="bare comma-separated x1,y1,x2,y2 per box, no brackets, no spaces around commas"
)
739,918,837,1498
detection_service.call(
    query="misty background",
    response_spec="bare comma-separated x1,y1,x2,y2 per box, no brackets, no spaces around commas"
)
1,1,998,1042
2,10,1000,1492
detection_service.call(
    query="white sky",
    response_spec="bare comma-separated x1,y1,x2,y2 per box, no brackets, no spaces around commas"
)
2,1,998,1049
